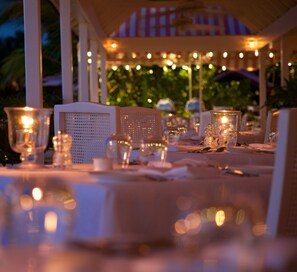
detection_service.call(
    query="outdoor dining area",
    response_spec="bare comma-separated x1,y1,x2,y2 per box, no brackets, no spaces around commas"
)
0,0,297,271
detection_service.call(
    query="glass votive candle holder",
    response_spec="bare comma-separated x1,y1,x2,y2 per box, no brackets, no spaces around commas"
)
211,110,241,147
164,128,180,145
140,136,168,165
105,133,132,169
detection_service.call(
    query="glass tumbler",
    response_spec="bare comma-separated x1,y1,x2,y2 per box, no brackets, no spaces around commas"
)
140,136,168,165
105,134,132,169
2,176,76,248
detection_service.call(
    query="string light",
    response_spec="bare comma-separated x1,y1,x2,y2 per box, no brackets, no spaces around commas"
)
87,58,92,64
196,65,200,69
147,53,152,59
269,52,274,58
166,60,173,66
112,65,118,71
255,50,259,57
110,41,118,49
207,52,214,58
239,52,244,58
172,64,177,70
163,66,168,72
222,65,227,71
136,64,141,70
192,52,198,59
87,51,92,57
223,52,228,58
182,65,189,70
288,62,292,67
125,65,130,70
132,52,137,58
162,52,167,59
208,63,213,69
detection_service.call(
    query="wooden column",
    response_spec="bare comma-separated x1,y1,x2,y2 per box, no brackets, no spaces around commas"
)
23,0,42,107
259,47,267,129
99,44,107,104
60,0,73,104
89,40,99,103
78,23,89,102
280,37,289,87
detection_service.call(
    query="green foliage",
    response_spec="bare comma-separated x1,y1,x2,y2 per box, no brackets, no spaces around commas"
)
203,78,253,112
107,65,190,115
266,78,297,110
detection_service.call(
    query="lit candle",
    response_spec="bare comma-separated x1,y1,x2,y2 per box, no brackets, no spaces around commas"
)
16,115,36,149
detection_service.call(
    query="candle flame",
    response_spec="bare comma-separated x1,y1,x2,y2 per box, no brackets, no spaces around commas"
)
21,115,34,129
221,116,229,124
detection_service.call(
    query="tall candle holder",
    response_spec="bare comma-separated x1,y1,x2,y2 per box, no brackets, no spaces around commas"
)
211,110,241,147
4,107,53,168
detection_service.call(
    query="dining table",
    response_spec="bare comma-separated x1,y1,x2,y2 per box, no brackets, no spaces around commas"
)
1,142,293,271
0,144,274,242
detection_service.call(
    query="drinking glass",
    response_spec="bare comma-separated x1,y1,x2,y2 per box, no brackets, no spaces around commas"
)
4,107,53,168
105,133,132,169
174,204,253,254
2,176,76,248
140,136,168,165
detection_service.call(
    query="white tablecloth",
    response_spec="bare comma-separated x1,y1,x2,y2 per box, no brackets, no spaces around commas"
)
0,151,273,242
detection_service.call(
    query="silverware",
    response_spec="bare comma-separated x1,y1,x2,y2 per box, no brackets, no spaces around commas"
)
221,167,259,177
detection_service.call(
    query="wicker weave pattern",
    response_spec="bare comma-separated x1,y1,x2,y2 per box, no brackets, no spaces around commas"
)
266,108,297,237
264,110,279,144
54,102,119,164
120,107,162,146
64,112,111,163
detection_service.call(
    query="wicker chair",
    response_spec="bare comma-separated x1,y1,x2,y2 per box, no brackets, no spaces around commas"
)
119,106,163,147
264,110,279,144
54,102,120,163
266,108,297,238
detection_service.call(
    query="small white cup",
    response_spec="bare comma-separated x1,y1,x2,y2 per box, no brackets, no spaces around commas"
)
93,157,112,172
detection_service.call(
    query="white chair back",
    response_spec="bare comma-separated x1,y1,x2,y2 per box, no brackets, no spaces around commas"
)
54,102,120,163
266,108,297,238
264,110,279,144
198,111,211,137
119,106,163,147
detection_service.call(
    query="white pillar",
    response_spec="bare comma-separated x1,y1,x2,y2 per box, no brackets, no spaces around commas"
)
199,54,203,114
78,23,89,102
188,62,192,99
259,48,267,129
60,0,73,104
90,40,99,103
99,44,107,104
280,38,289,87
23,0,42,107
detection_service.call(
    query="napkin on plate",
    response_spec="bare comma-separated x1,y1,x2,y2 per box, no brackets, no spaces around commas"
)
137,165,192,181
173,157,217,167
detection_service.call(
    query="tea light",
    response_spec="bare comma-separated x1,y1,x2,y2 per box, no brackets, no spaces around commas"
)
211,110,241,147
16,115,37,148
93,157,113,171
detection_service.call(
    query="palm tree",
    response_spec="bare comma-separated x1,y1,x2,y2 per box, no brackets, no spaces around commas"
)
0,0,78,91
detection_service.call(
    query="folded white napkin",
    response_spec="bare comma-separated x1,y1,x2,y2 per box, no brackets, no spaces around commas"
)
137,165,192,180
173,157,216,167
